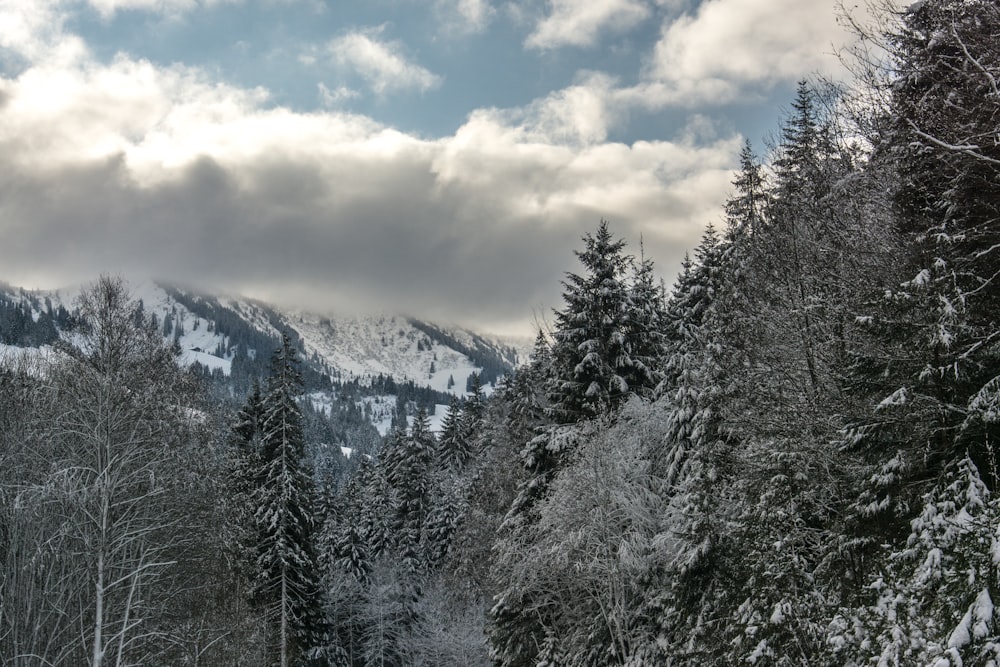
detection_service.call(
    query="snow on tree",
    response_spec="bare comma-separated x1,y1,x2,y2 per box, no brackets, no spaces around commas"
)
623,240,668,400
847,457,1000,666
0,276,211,666
252,333,325,666
436,396,470,472
548,220,636,423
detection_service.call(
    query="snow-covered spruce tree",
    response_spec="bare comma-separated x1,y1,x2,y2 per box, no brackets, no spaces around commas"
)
436,396,470,472
506,223,644,528
330,472,372,587
744,81,849,410
623,241,668,400
360,454,397,561
654,226,723,489
423,474,465,571
316,468,369,667
491,223,665,666
548,219,636,423
503,331,558,524
846,456,1000,665
461,371,487,446
389,408,436,574
252,333,325,666
703,84,896,664
645,223,741,661
229,380,266,576
224,379,273,663
445,382,527,598
425,398,471,570
843,0,1000,557
877,0,1000,484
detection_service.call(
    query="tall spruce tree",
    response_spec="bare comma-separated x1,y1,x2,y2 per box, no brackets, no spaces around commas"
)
253,333,324,666
645,224,742,661
392,409,436,574
548,220,635,422
436,396,470,472
624,241,668,399
832,1,1000,659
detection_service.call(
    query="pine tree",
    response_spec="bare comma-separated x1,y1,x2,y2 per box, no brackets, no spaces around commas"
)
726,139,768,236
623,240,668,400
391,409,435,574
713,85,863,664
253,333,324,666
362,454,397,561
228,380,266,586
435,396,469,471
881,0,1000,479
833,5,1000,655
645,224,740,660
548,220,635,422
857,457,1000,665
330,476,372,587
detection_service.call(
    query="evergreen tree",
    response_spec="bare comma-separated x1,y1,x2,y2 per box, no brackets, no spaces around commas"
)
853,456,1000,665
228,380,266,586
646,224,739,660
391,409,436,574
548,220,635,422
435,396,469,471
623,240,668,400
253,333,324,666
726,139,768,236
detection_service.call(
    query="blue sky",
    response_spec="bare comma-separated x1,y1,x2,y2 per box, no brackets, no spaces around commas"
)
0,0,879,334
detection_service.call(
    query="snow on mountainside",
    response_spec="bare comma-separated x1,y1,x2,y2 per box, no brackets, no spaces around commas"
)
0,277,527,404
287,311,472,389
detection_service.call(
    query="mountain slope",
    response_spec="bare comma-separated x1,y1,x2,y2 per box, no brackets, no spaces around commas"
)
0,278,526,437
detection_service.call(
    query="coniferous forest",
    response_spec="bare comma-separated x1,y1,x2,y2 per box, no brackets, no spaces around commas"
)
2,0,1000,664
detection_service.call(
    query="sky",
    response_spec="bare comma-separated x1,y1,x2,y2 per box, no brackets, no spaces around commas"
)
0,0,880,335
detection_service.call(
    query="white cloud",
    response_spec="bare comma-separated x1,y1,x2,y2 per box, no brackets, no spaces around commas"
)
512,71,621,145
0,0,77,63
435,0,496,35
327,28,443,95
639,0,849,106
75,0,242,21
317,82,360,107
525,0,651,50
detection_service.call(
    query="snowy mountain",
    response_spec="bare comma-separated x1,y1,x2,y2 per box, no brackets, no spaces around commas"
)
0,278,527,437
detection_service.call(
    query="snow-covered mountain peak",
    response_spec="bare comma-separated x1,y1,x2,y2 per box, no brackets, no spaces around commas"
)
0,277,523,395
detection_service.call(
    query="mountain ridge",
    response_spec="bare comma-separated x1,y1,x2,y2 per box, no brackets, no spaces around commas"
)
0,276,529,438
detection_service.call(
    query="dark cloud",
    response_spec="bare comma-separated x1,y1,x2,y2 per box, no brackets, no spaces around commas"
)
0,46,740,335
1,137,717,334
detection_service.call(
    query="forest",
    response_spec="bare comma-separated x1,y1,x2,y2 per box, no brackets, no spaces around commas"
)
1,0,999,664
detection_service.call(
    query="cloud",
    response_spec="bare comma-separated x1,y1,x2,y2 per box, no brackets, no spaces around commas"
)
0,46,738,333
327,28,443,95
525,0,651,50
317,82,360,107
434,0,496,35
638,0,848,106
476,71,622,145
0,0,79,64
